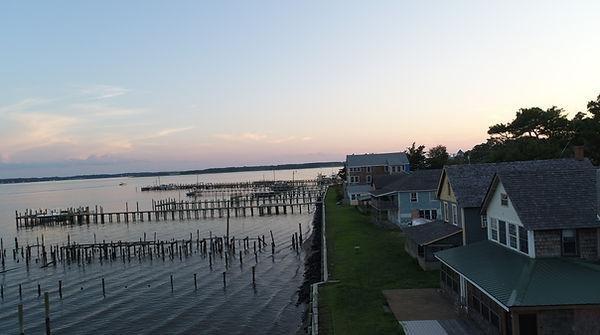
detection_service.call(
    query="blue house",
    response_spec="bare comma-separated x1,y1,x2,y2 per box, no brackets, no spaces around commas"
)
370,169,442,226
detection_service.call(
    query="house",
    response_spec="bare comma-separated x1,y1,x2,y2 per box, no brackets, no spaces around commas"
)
345,152,410,205
435,166,600,335
437,158,593,246
370,169,443,225
402,220,462,270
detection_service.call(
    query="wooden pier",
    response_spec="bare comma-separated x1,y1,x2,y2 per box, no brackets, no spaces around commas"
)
140,179,323,192
15,189,324,228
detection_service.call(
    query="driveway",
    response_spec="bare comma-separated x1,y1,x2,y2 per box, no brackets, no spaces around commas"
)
383,288,483,335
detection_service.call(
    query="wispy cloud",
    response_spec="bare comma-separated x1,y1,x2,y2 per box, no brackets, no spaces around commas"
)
156,127,194,137
72,103,145,117
79,85,130,100
214,132,313,144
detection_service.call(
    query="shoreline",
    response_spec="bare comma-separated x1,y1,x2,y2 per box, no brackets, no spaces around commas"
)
0,162,343,185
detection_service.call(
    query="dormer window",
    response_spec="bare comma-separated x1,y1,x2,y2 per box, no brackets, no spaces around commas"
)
500,193,509,207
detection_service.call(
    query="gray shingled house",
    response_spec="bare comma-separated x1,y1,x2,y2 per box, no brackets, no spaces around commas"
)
369,169,443,225
436,165,600,335
344,152,410,205
437,158,594,246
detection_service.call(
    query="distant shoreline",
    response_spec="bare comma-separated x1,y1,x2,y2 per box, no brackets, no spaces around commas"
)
0,161,343,185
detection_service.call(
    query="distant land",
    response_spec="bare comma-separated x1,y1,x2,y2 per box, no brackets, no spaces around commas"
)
0,161,344,185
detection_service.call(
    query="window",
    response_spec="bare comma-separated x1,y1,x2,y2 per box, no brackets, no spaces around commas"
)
498,220,507,245
351,194,356,200
501,193,509,207
366,166,372,173
441,265,459,294
384,166,389,172
366,175,372,183
444,202,449,222
490,218,498,241
508,223,517,249
410,192,418,202
447,182,451,196
418,209,438,220
400,165,405,171
562,229,578,256
518,226,528,253
452,204,458,226
349,176,360,183
481,216,487,228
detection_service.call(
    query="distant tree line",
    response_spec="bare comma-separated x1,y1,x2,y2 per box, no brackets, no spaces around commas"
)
405,93,600,169
0,161,344,184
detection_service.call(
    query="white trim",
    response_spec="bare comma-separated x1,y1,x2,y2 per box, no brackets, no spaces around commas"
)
444,202,449,222
437,258,510,312
528,230,536,258
452,204,458,226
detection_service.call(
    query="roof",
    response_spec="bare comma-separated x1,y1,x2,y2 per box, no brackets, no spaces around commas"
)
371,169,442,197
436,241,600,308
346,184,372,194
402,221,462,245
441,158,594,208
372,174,404,190
597,168,600,213
346,152,409,168
484,168,599,230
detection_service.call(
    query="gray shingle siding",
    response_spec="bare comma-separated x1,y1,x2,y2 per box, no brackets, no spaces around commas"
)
445,158,594,208
496,167,599,230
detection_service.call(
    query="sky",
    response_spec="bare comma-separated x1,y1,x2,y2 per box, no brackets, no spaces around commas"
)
1,1,599,178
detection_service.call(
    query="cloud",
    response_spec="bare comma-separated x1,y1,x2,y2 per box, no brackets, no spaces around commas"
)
214,132,268,141
156,127,195,137
71,103,145,117
214,132,313,144
79,85,130,100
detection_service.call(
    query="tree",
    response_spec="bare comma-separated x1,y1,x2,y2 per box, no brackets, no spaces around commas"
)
337,166,347,181
426,145,449,169
405,142,427,170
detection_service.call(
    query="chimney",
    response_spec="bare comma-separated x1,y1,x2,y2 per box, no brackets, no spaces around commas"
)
574,146,585,161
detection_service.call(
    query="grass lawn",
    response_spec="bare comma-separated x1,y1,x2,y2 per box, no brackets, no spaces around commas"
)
319,186,439,335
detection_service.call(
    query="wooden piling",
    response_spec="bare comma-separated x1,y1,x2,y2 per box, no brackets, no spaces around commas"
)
18,304,24,335
44,292,51,335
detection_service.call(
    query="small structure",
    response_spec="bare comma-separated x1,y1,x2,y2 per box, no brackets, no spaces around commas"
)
436,165,600,335
402,220,462,270
370,169,442,226
344,152,410,205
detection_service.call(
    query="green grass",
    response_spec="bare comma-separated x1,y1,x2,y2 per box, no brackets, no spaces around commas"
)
319,186,439,335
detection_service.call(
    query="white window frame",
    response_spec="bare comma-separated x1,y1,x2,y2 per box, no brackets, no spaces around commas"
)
444,202,449,222
452,204,458,226
410,192,418,202
366,166,372,173
366,175,372,183
481,216,487,228
508,223,518,249
490,218,498,241
501,193,509,207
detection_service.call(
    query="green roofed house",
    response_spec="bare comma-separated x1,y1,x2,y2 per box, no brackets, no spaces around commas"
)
436,165,600,335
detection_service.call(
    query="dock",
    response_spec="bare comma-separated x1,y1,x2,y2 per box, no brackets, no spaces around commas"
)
15,189,325,228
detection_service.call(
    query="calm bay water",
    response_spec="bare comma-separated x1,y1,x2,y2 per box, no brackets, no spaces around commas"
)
0,167,335,334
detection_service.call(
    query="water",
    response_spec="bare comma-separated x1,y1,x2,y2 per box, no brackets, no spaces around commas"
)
0,167,335,334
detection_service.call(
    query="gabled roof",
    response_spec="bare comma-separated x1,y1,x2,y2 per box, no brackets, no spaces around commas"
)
438,159,594,208
403,220,462,245
370,169,442,198
346,152,409,168
481,167,599,230
436,241,600,309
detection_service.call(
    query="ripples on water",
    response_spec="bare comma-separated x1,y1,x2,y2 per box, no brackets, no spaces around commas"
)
0,168,333,334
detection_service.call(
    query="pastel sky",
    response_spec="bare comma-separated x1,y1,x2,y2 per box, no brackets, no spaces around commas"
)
1,1,599,178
